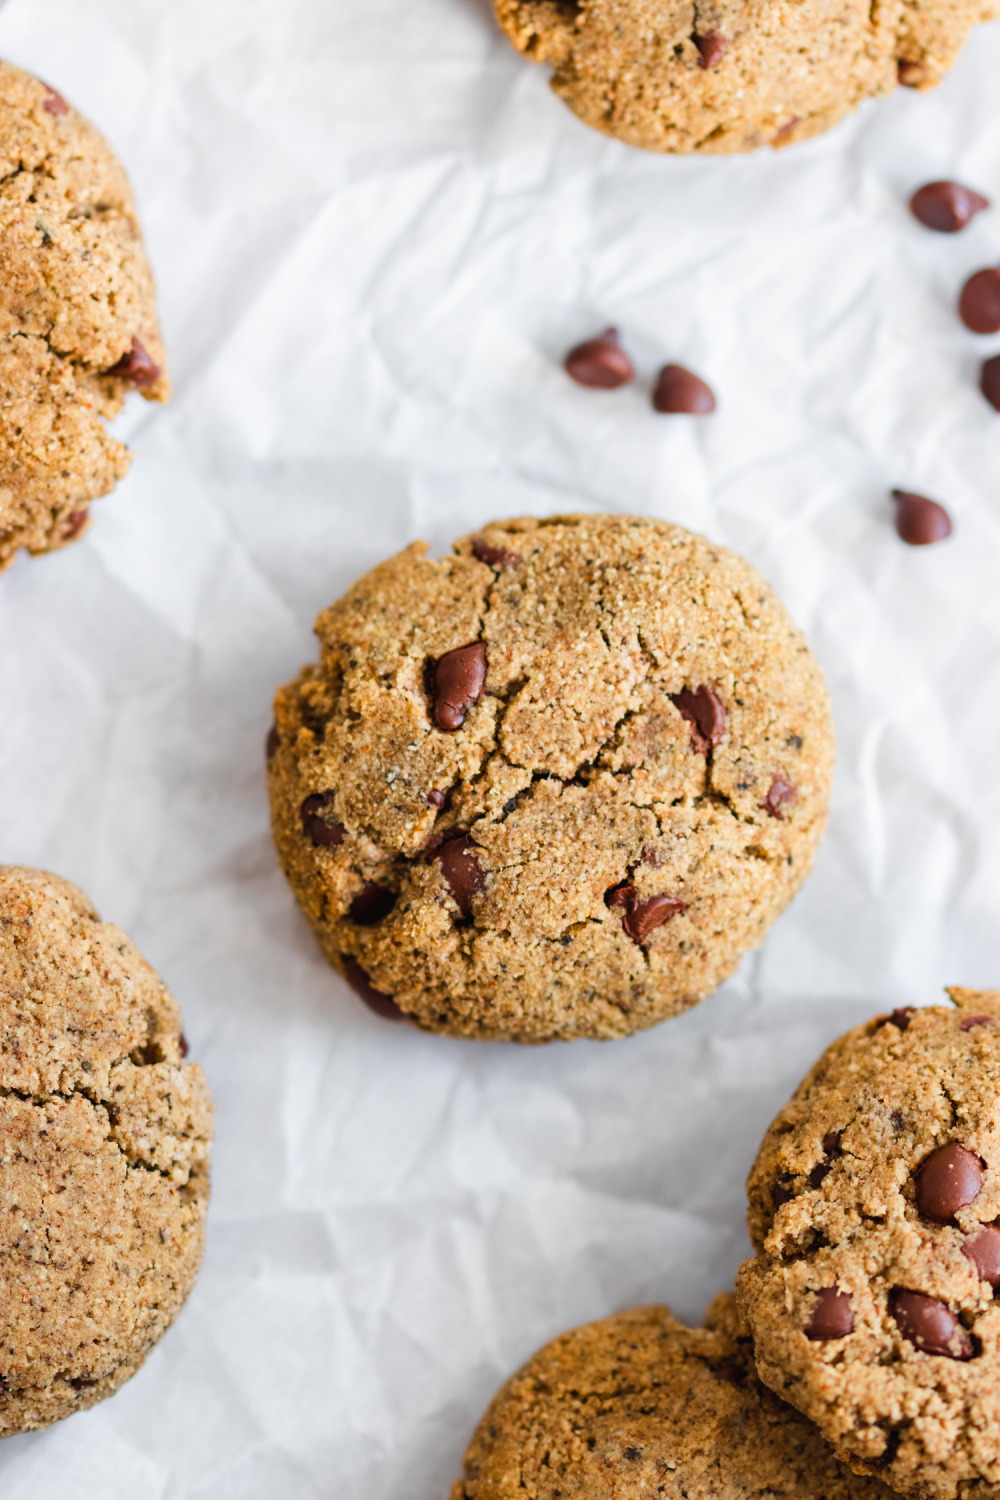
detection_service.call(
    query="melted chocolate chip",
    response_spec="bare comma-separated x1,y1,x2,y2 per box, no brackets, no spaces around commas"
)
961,1014,994,1031
266,724,280,761
605,884,686,944
300,793,345,848
762,776,797,819
341,956,406,1022
959,269,1000,334
963,1224,1000,1285
892,490,952,546
652,364,716,415
63,508,89,540
916,1142,984,1224
179,1033,189,1058
695,30,727,67
42,86,69,116
910,181,989,233
981,354,1000,412
876,1008,915,1032
889,1289,973,1358
431,643,487,731
435,835,485,918
427,790,445,808
564,328,635,389
107,337,162,388
805,1287,854,1340
472,537,522,568
348,882,396,925
670,685,726,754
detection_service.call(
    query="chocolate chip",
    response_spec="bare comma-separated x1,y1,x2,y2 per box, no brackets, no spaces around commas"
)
623,1447,642,1461
963,1224,1000,1285
42,86,69,116
897,61,926,87
876,1007,915,1032
63,508,89,540
892,490,952,546
300,793,345,848
959,269,1000,334
889,1289,973,1358
605,884,686,944
431,643,487,731
809,1132,842,1189
823,1131,843,1154
178,1033,189,1058
772,117,801,145
348,882,396,925
809,1161,831,1188
916,1142,984,1224
981,354,1000,411
695,30,727,67
805,1287,854,1340
107,337,161,388
670,685,726,753
961,1014,994,1031
266,724,280,761
786,733,804,750
564,328,634,389
341,956,406,1022
472,537,522,568
70,1377,98,1390
772,1178,796,1209
427,790,445,808
652,364,716,415
710,1364,745,1385
910,181,989,233
435,835,485,918
762,776,797,819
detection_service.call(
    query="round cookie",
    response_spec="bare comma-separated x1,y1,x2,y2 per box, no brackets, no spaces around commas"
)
0,61,170,570
490,0,999,155
0,866,212,1434
736,990,1000,1500
268,512,834,1042
449,1295,894,1499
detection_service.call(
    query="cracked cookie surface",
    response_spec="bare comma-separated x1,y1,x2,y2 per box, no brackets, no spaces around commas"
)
268,512,834,1042
0,866,212,1434
0,60,169,570
490,0,999,154
736,990,1000,1500
449,1294,893,1499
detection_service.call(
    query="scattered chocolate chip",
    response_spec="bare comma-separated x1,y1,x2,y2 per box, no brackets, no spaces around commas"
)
772,1178,796,1210
876,1007,916,1032
762,776,797,819
623,1447,642,1462
472,537,522,568
959,269,1000,334
431,643,487,731
805,1287,854,1340
695,30,727,67
652,364,716,415
266,724,280,761
427,790,445,808
341,956,406,1022
670,685,726,753
889,1288,973,1358
300,793,345,848
564,328,634,389
710,1364,745,1385
910,181,989,233
62,508,89,540
981,354,1000,411
107,337,161,388
605,884,686,944
963,1224,1000,1285
961,1014,994,1031
891,490,952,546
435,835,485,918
42,86,69,116
178,1033,189,1058
916,1142,984,1224
348,882,396,925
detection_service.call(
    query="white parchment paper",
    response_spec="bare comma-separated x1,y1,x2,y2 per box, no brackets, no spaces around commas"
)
1,0,1000,1493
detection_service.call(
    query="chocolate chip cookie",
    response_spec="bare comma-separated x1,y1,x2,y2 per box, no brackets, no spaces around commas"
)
0,61,170,571
490,0,999,154
450,1294,893,1499
736,990,1000,1500
0,866,212,1434
268,513,834,1042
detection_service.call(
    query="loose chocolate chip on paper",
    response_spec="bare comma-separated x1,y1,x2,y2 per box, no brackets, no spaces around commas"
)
910,181,989,233
42,85,69,116
963,1224,1000,1285
300,793,345,848
341,956,406,1022
981,354,1000,412
961,1014,994,1030
805,1287,854,1340
959,269,1000,334
107,337,161,388
472,537,522,568
695,30,727,67
916,1142,984,1224
266,724,280,761
762,776,797,819
348,882,396,925
890,1288,973,1358
605,884,686,944
892,490,952,546
431,643,487,731
670,685,726,753
435,834,485,918
652,363,716,414
564,328,635,389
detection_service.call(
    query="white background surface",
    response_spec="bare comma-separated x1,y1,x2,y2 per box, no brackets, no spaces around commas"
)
0,0,999,1493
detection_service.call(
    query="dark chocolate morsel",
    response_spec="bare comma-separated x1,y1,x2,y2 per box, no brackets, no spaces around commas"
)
42,86,69,116
710,1364,745,1385
107,337,162,388
809,1130,843,1187
959,269,1000,335
348,882,396,925
427,790,445,808
435,834,485,918
605,884,686,944
695,30,727,67
671,685,726,753
961,1014,994,1031
266,724,280,761
178,1033,189,1058
897,61,926,87
772,1179,795,1210
916,1142,984,1224
564,328,635,390
892,490,952,546
805,1287,854,1340
876,1007,915,1032
823,1131,843,1154
431,642,487,731
300,793,345,848
472,537,522,568
652,364,716,415
63,508,89,540
982,355,1000,412
341,956,406,1022
963,1224,1000,1286
763,776,797,819
889,1289,973,1358
910,181,989,233
809,1161,831,1188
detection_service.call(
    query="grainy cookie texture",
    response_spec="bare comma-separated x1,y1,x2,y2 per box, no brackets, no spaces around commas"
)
736,991,1000,1500
0,60,169,570
491,0,999,154
0,866,212,1434
450,1295,894,1499
268,513,833,1042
